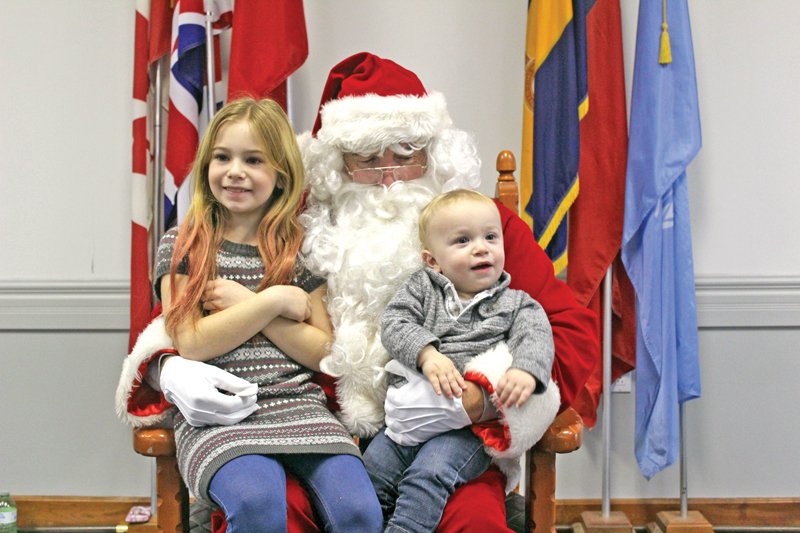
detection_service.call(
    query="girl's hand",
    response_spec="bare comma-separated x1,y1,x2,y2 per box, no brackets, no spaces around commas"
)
269,285,312,322
202,278,254,314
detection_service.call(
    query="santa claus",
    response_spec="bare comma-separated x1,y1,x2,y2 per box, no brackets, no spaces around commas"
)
297,52,485,438
117,52,598,533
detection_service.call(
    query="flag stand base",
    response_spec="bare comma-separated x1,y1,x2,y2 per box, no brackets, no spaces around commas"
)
647,511,713,533
573,511,634,533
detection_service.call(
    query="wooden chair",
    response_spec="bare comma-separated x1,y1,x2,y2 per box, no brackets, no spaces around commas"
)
495,150,584,533
128,151,584,533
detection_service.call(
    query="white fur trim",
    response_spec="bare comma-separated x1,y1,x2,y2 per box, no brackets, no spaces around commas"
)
464,342,561,493
493,457,522,494
317,92,452,155
115,317,176,427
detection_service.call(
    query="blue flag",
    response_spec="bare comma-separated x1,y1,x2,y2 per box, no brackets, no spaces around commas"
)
621,0,702,480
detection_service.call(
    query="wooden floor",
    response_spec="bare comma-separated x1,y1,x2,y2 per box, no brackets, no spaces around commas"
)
12,495,800,531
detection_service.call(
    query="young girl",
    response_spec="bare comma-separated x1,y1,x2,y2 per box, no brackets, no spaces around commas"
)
155,98,382,533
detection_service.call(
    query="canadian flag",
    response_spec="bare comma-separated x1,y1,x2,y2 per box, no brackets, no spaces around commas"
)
129,0,172,351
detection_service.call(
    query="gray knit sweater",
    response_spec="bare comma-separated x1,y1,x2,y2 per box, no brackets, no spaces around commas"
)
155,227,359,503
381,268,554,392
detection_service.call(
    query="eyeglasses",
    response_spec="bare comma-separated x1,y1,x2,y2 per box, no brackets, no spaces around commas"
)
347,165,427,185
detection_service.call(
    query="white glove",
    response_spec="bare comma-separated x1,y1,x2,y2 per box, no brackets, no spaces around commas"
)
160,356,259,427
383,360,472,446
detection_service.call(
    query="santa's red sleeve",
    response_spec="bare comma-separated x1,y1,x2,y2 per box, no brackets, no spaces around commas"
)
115,316,176,427
494,200,599,414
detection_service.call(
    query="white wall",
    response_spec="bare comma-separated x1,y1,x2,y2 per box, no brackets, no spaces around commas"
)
0,0,798,501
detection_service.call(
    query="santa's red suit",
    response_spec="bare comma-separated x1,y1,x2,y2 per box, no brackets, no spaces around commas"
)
117,53,597,533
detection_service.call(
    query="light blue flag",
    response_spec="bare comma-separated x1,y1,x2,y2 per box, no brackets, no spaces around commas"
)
621,0,702,480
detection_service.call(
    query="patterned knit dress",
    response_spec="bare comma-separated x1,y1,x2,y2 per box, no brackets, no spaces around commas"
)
155,227,360,503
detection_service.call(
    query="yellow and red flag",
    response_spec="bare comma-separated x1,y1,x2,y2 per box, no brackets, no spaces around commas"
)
520,0,588,275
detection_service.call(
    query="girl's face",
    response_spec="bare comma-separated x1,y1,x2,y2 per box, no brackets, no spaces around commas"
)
208,120,279,225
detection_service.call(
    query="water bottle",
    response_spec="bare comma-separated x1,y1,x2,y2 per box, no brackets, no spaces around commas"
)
0,492,17,533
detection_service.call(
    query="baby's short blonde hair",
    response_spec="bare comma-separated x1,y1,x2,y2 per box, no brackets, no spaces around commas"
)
418,189,497,248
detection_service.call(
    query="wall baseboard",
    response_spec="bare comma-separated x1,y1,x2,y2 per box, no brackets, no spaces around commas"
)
15,496,150,528
13,496,800,528
2,276,799,332
556,498,800,528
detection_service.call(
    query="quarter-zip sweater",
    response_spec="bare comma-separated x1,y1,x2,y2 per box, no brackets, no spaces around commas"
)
381,268,554,392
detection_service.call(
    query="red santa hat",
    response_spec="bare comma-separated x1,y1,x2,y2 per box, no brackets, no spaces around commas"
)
311,52,452,155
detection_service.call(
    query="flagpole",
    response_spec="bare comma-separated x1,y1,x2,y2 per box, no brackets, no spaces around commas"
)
204,3,216,123
601,266,612,517
646,403,713,533
286,76,294,126
149,53,167,521
680,403,688,517
574,266,634,533
152,56,166,271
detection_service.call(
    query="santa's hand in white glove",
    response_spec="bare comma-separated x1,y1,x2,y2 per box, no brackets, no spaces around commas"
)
160,356,258,427
383,360,473,446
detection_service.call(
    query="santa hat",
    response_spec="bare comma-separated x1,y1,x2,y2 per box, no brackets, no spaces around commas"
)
312,52,452,155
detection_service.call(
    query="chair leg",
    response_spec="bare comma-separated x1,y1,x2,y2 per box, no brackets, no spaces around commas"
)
156,454,190,533
527,449,556,533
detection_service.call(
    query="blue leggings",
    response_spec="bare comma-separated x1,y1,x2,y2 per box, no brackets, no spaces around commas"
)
208,454,382,533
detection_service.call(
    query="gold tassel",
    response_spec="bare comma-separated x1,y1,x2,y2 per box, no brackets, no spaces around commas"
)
660,22,672,64
659,0,672,64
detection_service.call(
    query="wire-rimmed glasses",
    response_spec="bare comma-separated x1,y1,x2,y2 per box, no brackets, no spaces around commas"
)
347,165,427,185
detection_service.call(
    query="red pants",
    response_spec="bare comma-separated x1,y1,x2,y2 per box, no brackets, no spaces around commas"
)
211,465,512,533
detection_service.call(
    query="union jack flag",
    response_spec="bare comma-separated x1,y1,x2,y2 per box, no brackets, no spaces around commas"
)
164,0,231,226
129,0,307,351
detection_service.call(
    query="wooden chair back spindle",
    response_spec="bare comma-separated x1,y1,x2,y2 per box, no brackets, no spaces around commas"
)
495,150,519,214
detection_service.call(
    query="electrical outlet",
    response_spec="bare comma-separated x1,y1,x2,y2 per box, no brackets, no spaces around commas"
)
610,372,632,393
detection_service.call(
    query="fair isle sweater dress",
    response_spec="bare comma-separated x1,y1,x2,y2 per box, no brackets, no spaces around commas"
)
155,227,359,503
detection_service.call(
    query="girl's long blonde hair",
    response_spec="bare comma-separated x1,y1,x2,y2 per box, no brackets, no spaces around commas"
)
165,98,305,334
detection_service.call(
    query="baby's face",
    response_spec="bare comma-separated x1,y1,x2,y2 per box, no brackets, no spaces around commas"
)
422,200,505,300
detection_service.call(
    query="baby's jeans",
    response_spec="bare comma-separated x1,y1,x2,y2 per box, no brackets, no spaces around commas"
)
363,426,492,533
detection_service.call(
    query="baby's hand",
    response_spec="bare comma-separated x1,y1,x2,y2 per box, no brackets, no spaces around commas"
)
269,285,312,323
417,346,467,399
202,278,254,314
496,369,537,408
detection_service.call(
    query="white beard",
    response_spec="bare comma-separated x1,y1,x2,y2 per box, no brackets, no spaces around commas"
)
300,177,441,436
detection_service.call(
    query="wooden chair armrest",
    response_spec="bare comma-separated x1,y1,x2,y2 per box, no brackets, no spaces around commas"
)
534,407,583,454
133,427,176,457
